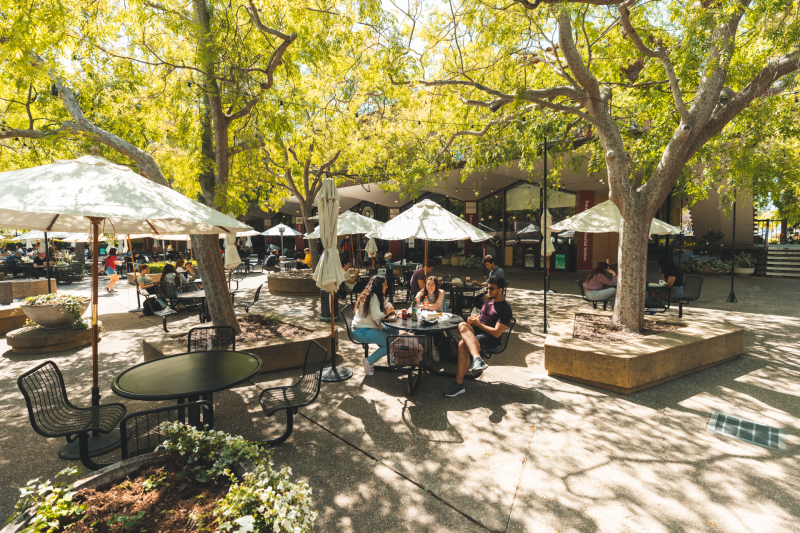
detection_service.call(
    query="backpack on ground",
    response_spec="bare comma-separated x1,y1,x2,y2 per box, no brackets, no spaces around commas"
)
142,297,166,316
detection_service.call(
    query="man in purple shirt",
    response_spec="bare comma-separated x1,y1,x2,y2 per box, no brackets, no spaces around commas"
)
444,276,512,398
409,260,435,294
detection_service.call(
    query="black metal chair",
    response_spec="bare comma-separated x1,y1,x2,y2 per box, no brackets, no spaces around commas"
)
671,276,703,318
151,280,179,332
17,361,127,471
234,283,263,313
120,401,211,460
257,341,328,445
387,335,428,395
178,283,204,310
479,318,516,360
187,325,236,352
577,279,612,310
340,304,370,359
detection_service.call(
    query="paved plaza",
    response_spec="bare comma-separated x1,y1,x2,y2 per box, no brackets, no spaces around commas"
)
1,265,798,532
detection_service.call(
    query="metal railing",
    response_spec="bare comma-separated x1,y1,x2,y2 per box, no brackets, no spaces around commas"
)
753,219,787,246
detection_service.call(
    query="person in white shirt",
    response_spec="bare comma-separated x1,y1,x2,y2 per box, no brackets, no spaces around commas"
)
351,275,395,376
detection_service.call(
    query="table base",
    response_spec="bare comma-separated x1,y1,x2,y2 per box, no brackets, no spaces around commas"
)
59,429,121,460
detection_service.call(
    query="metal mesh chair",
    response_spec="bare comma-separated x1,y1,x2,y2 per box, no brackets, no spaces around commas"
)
479,318,516,360
17,361,127,470
235,283,263,313
387,335,428,395
187,326,236,352
577,279,612,310
120,401,211,460
257,340,328,445
671,275,703,318
340,304,370,358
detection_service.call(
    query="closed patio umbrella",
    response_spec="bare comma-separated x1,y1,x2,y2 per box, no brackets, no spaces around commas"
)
313,179,349,382
0,150,251,459
366,237,378,270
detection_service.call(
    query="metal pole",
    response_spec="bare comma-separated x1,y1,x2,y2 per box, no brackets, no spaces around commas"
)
128,234,142,313
44,232,52,293
727,193,738,303
678,196,684,267
540,138,549,334
91,219,101,404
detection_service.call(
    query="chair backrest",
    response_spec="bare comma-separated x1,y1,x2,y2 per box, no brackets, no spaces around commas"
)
495,317,516,354
158,280,179,301
187,326,236,352
120,401,211,460
181,283,201,294
339,304,360,345
576,279,587,298
17,361,76,438
683,276,703,301
252,283,263,303
292,341,328,406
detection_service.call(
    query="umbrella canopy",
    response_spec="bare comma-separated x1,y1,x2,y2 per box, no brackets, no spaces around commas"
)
261,224,302,236
0,154,251,234
367,199,491,242
365,237,378,255
224,243,242,270
236,230,262,237
517,224,540,234
541,210,555,258
10,231,74,241
61,233,107,243
548,200,681,235
313,179,346,293
305,211,385,239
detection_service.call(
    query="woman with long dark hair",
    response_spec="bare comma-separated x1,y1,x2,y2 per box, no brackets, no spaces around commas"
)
162,263,182,290
105,247,119,293
351,275,395,376
416,276,447,312
583,261,617,309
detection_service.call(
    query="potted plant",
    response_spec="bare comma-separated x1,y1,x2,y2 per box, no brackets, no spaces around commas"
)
22,293,90,329
450,253,461,267
708,258,732,274
733,252,757,276
441,253,451,266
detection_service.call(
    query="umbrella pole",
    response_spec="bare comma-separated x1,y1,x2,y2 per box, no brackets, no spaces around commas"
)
606,232,611,264
350,234,355,267
727,193,738,303
540,137,549,334
45,232,52,294
128,234,142,313
424,240,428,276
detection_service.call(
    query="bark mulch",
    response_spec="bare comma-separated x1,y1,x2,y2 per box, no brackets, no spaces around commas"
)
177,314,312,346
72,460,230,533
572,313,684,344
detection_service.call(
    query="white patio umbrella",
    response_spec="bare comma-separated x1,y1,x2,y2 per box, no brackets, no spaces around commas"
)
11,231,74,241
517,224,540,234
313,178,349,382
368,199,491,275
0,150,251,459
366,237,378,269
548,199,680,262
262,223,302,256
306,211,384,267
541,209,555,269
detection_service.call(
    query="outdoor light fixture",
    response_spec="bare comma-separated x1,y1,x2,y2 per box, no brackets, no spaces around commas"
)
481,217,484,221
488,215,492,220
460,214,464,218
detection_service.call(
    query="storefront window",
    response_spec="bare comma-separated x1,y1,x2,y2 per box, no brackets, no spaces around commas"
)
546,189,577,226
505,183,541,243
478,194,503,234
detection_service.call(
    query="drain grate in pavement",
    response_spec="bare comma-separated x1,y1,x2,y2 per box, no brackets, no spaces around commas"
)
707,410,786,450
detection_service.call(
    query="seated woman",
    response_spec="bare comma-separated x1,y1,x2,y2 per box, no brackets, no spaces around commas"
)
656,255,684,299
295,252,310,269
583,262,617,310
161,263,183,292
415,276,449,312
338,257,360,300
175,258,193,281
351,275,395,376
136,264,158,295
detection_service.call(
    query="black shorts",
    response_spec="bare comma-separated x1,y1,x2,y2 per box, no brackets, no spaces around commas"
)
475,331,502,351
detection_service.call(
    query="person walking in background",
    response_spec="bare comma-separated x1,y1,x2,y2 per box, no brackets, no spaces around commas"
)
583,262,617,309
105,247,120,293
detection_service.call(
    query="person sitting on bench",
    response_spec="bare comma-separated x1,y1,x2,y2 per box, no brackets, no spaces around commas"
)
444,276,512,398
136,264,158,294
265,249,280,272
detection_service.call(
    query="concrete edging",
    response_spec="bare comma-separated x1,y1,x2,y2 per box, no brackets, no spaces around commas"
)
544,311,745,395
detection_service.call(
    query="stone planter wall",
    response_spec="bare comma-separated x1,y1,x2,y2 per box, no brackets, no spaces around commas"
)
544,311,745,395
22,301,89,329
0,307,27,335
0,279,57,305
267,271,319,295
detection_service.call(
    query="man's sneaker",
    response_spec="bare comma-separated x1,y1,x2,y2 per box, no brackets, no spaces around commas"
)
443,381,465,397
469,356,488,373
362,358,374,376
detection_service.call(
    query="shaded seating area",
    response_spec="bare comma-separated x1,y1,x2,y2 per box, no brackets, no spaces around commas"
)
479,317,516,361
187,325,236,352
234,283,264,313
577,279,613,310
257,340,328,445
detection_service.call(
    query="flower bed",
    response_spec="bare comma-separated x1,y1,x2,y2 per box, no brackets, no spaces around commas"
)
8,423,317,533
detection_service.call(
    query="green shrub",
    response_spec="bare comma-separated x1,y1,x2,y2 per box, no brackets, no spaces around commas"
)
733,252,757,268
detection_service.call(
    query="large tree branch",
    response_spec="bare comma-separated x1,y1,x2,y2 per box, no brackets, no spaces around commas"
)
0,126,68,140
617,3,689,121
513,0,619,8
144,1,193,23
435,106,534,161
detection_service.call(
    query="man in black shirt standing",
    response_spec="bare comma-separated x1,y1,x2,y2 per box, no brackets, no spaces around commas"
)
443,275,513,398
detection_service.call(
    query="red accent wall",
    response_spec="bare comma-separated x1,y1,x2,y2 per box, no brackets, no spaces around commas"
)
295,218,305,250
577,191,595,271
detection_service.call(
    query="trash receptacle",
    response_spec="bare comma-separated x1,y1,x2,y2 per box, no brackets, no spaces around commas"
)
320,290,339,322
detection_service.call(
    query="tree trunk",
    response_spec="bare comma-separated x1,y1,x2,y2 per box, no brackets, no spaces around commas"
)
611,212,650,332
192,234,240,333
298,198,319,270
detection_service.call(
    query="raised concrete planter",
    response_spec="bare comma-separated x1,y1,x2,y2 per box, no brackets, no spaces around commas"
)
544,311,745,395
0,307,27,336
267,271,319,295
6,326,95,353
127,272,162,285
1,452,256,533
0,279,57,305
142,316,341,373
22,301,89,329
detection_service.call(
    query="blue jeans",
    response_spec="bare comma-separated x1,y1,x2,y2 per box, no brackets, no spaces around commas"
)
586,288,616,310
352,325,392,364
